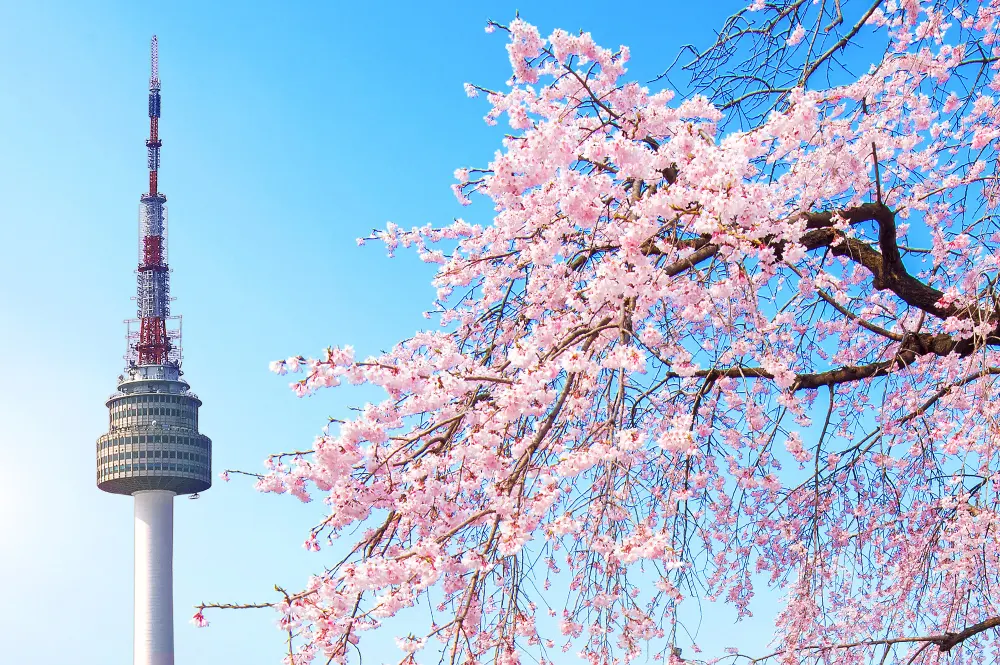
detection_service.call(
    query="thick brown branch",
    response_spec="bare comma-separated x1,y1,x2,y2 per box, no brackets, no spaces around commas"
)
750,615,1000,663
657,239,718,277
683,331,984,390
936,616,1000,652
646,204,890,277
805,226,956,318
657,202,977,324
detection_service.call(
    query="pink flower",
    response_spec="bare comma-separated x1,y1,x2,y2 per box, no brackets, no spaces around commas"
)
248,13,1000,665
787,24,805,45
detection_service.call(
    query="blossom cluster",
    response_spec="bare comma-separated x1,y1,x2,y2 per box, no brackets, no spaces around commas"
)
210,4,1000,664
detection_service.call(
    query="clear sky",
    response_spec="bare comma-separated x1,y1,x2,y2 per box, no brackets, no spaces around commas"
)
0,1,782,663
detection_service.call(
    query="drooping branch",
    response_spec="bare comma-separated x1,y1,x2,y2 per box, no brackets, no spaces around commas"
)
670,327,998,391
750,615,1000,662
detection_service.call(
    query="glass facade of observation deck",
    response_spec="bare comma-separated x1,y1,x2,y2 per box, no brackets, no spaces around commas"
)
97,373,211,496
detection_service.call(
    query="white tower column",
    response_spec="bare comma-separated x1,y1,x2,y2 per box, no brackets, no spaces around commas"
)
134,490,176,665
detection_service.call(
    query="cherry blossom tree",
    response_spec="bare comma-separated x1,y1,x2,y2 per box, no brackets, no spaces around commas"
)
203,2,1000,664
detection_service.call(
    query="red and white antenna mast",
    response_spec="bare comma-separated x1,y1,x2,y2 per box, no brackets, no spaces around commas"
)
133,35,176,367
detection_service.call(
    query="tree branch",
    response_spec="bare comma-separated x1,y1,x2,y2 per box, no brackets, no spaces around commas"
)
750,615,1000,662
936,616,1000,652
681,330,986,390
653,202,988,325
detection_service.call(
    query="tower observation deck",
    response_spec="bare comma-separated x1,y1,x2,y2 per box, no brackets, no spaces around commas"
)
97,36,211,665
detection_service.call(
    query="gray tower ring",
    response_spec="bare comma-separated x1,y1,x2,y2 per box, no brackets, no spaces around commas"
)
98,365,211,496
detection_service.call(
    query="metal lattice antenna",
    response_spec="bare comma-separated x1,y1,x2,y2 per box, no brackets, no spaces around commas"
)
136,34,169,367
150,35,159,89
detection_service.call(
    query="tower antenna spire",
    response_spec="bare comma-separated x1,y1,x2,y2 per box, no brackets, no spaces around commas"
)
137,34,168,366
150,35,159,87
147,35,162,199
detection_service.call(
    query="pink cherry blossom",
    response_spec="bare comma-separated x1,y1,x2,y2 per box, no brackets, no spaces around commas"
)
207,4,1000,664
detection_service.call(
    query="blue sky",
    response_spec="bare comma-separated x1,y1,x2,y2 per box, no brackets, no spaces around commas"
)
0,1,784,663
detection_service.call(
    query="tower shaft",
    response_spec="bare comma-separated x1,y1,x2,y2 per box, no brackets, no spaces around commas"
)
134,490,175,665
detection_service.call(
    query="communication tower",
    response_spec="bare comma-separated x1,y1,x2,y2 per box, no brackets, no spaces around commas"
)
97,36,212,665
